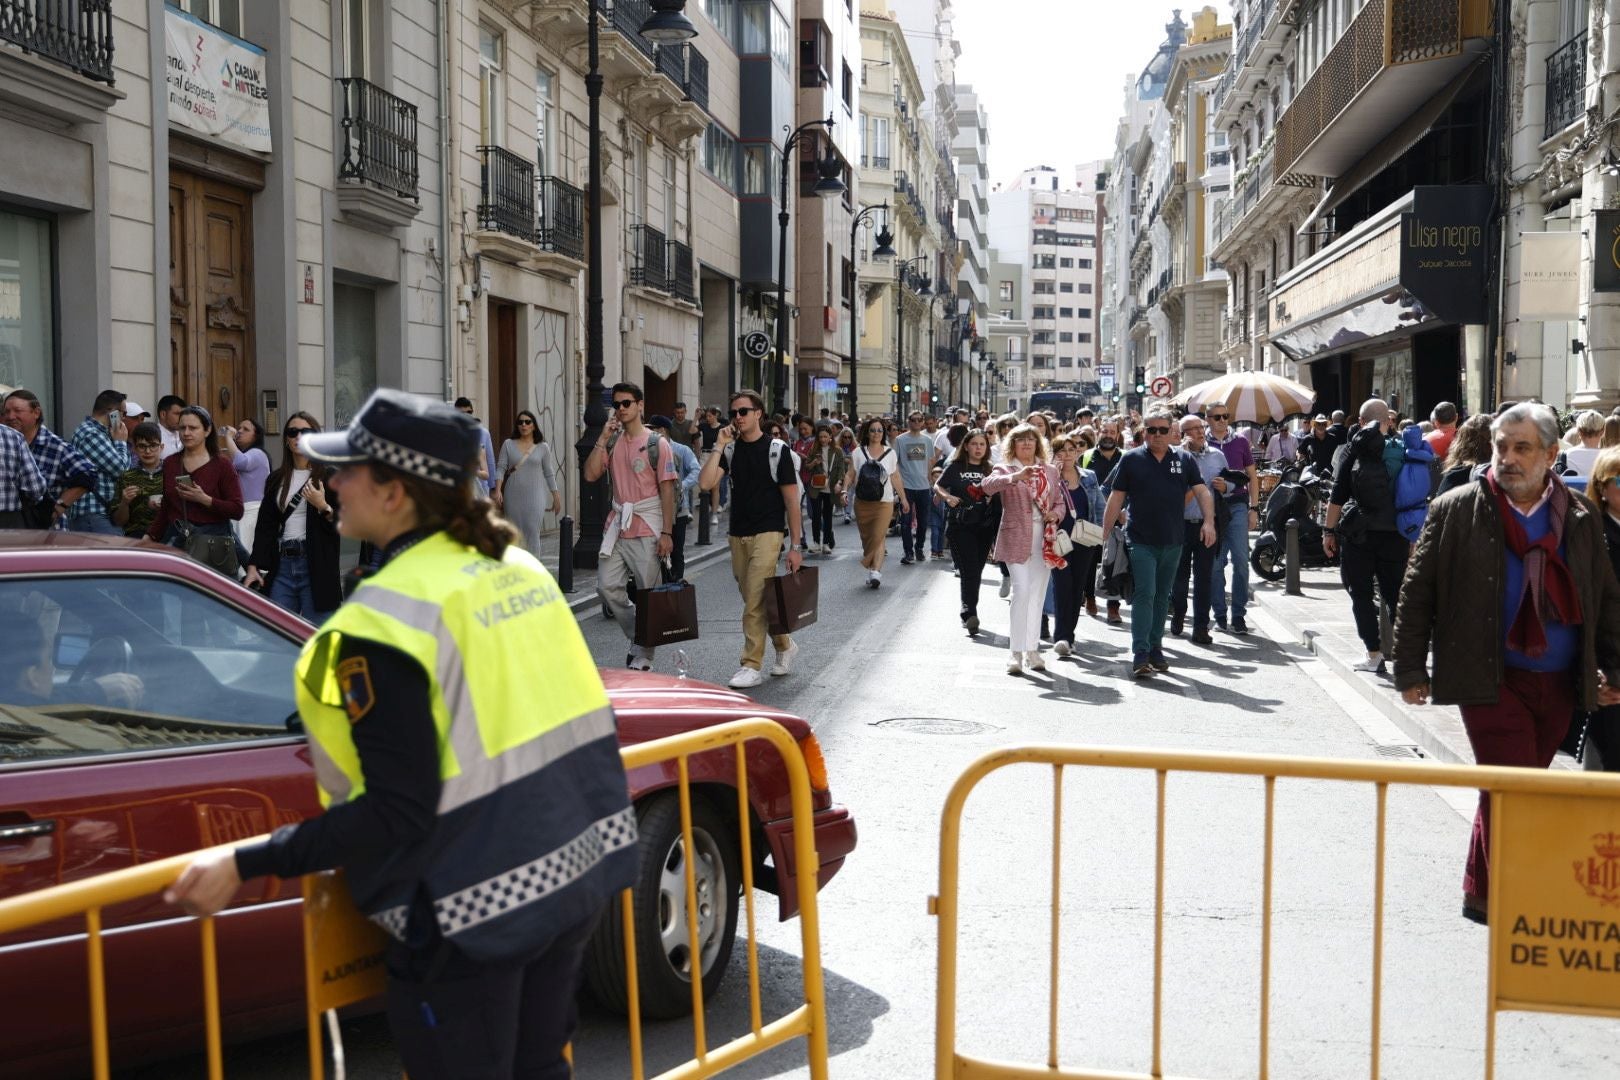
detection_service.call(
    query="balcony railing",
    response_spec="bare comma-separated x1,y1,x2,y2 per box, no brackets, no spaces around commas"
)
685,47,708,111
0,0,114,84
668,238,696,302
478,146,536,242
871,155,890,170
1545,31,1588,136
338,78,420,201
537,175,584,261
606,0,655,60
631,224,670,291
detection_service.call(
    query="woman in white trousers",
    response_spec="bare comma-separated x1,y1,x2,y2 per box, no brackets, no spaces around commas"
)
983,424,1064,674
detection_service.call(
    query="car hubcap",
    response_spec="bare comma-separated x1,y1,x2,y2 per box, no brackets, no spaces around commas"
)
658,826,727,980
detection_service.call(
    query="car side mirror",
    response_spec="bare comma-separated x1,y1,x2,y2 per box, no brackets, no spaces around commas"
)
284,710,304,734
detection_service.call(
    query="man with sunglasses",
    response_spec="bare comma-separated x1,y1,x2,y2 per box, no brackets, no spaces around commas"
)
1100,407,1216,677
698,390,804,689
1205,405,1257,634
584,382,678,671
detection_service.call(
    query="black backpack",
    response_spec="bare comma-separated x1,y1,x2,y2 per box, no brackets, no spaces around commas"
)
854,448,892,502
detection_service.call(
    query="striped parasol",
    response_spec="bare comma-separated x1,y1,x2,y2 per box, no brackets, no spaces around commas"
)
1172,370,1316,424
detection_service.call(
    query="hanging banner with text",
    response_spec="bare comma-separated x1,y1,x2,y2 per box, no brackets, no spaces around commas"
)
1492,791,1620,1015
1399,185,1492,325
1520,232,1581,320
165,7,272,154
1594,210,1620,293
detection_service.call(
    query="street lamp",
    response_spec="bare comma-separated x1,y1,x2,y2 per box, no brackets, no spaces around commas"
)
926,286,956,414
848,204,894,418
893,255,930,415
574,0,696,568
773,114,846,416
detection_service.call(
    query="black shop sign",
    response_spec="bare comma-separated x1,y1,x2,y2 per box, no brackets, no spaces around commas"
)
1399,185,1492,324
1594,210,1620,292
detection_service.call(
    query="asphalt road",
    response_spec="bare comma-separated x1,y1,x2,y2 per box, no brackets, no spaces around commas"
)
125,513,1620,1078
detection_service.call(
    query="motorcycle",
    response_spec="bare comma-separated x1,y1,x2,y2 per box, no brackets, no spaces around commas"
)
1250,467,1337,581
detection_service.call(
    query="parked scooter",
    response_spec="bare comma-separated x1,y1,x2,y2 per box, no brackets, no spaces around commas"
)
1250,467,1337,581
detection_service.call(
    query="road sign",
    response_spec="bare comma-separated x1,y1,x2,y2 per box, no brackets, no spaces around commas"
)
1099,373,1115,393
742,331,771,360
1150,376,1174,398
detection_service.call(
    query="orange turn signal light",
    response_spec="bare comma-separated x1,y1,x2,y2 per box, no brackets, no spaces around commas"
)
797,734,830,792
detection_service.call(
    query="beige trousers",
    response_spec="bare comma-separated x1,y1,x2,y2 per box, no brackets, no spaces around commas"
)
729,531,791,670
854,499,893,570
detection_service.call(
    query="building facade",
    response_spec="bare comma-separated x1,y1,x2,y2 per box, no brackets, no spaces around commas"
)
954,84,991,402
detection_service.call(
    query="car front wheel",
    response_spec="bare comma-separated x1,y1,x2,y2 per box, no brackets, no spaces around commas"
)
584,792,742,1019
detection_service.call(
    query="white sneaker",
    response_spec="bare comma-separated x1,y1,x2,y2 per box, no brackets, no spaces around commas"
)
770,639,799,676
728,666,765,689
1026,650,1046,671
999,576,1011,599
626,648,652,672
1352,653,1386,673
1006,652,1023,675
1054,640,1072,657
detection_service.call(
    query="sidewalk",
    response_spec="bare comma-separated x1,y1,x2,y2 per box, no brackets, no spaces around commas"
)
1250,566,1483,765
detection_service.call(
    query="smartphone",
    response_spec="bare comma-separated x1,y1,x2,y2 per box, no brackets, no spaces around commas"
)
108,409,121,427
176,474,193,487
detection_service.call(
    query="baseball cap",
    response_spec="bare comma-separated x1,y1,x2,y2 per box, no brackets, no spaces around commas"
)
123,401,149,418
647,415,673,431
299,389,482,487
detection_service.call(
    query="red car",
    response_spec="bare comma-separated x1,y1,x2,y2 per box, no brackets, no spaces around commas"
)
0,533,855,1076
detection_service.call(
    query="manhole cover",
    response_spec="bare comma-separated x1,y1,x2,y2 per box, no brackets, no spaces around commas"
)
1374,744,1425,760
872,717,999,736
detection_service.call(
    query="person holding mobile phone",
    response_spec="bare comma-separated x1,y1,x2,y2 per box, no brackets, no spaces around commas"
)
67,389,136,535
146,406,244,554
245,412,341,620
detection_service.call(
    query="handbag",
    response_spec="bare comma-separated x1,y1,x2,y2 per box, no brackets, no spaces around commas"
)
1071,519,1106,547
1051,528,1074,557
175,496,240,578
633,579,700,647
765,566,819,635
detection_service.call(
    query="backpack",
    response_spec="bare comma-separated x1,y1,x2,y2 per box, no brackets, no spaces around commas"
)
721,436,789,485
854,448,892,502
605,430,662,474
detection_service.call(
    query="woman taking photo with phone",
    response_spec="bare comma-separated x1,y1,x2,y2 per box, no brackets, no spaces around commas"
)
220,417,271,556
493,409,561,556
245,412,342,621
145,405,243,548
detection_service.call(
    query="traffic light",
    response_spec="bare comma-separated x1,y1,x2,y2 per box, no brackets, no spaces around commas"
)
903,381,913,394
1133,367,1147,395
891,382,901,394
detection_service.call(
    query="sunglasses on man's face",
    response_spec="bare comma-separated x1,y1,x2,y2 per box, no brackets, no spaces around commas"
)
1209,413,1229,420
612,399,637,410
730,406,758,417
1144,426,1172,435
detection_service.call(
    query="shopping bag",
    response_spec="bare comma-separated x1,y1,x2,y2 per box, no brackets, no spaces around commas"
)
765,566,819,635
633,580,700,646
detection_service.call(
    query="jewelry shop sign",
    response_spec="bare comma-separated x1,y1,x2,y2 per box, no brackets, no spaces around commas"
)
165,7,272,154
1492,791,1620,1014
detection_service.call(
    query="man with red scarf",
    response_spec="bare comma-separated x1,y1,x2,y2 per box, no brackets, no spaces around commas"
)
1394,402,1620,925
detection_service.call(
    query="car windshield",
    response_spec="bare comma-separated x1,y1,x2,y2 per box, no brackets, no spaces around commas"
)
0,576,302,764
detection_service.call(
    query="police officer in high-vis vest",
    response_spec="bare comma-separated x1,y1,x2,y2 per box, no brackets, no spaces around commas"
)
167,389,637,1079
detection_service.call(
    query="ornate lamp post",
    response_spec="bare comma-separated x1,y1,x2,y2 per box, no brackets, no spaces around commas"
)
773,115,846,415
574,0,696,568
892,255,930,415
848,204,894,418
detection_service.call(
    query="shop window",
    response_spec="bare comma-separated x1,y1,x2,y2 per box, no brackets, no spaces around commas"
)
0,210,55,425
332,283,377,429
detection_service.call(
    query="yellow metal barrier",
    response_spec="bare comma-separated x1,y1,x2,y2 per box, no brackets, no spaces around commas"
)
931,745,1620,1080
0,717,829,1080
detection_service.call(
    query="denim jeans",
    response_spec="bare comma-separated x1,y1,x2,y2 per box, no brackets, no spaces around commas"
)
70,511,123,536
1127,542,1182,656
1210,503,1250,623
929,497,947,556
902,488,932,558
269,554,333,622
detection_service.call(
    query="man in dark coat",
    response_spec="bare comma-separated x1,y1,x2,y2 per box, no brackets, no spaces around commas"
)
1393,402,1620,924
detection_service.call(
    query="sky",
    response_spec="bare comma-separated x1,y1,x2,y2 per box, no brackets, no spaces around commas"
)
953,0,1232,188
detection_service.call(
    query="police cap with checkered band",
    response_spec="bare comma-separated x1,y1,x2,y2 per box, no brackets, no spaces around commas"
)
299,389,481,487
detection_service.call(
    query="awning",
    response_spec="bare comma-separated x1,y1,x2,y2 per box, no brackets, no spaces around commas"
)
1297,58,1486,236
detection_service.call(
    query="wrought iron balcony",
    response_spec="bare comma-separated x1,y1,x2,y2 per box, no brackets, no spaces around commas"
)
0,0,114,84
1545,31,1588,136
338,78,420,201
631,223,671,292
606,0,655,61
685,47,708,111
668,238,696,303
655,39,683,84
1274,0,1491,177
537,175,584,261
870,155,890,170
478,146,536,243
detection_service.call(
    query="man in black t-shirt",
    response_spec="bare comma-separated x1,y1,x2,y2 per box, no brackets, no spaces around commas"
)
699,389,804,690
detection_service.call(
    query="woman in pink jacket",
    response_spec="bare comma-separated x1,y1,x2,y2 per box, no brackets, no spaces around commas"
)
984,423,1066,674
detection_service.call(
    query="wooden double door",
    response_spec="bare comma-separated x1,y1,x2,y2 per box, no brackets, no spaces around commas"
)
169,169,255,430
